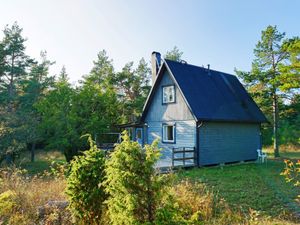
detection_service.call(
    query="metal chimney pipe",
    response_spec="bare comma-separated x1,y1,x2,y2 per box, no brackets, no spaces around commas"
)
151,51,161,84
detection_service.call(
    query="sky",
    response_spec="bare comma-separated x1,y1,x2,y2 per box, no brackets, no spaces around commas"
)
1,0,299,83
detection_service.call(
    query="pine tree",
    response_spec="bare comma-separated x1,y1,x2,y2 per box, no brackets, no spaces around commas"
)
164,46,183,62
0,22,34,163
19,51,54,161
236,26,300,157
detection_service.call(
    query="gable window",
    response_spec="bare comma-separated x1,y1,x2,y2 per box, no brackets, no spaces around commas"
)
162,124,175,143
162,85,175,104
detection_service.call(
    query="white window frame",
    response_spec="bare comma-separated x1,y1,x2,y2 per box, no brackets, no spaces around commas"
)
162,124,175,143
162,85,175,104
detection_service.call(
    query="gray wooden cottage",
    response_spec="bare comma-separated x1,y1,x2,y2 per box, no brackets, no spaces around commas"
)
126,52,267,167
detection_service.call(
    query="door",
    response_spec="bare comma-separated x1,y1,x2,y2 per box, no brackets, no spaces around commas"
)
135,128,143,145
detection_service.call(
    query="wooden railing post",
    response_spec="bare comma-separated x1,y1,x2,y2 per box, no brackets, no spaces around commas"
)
183,147,185,166
172,148,174,168
172,146,196,168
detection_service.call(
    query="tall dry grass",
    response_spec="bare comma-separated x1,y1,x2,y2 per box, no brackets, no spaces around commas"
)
0,164,298,224
0,164,68,224
171,179,245,224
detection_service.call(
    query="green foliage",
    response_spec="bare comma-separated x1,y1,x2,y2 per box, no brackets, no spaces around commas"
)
0,22,35,163
36,72,80,162
66,134,107,224
112,58,151,122
19,51,55,162
73,81,120,137
281,159,300,189
105,131,169,224
82,50,115,86
236,25,300,154
164,46,183,62
0,190,18,217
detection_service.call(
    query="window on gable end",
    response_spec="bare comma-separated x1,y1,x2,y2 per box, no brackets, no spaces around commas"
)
162,85,175,104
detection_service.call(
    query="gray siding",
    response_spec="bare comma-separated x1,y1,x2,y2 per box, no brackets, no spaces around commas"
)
199,122,260,166
147,120,196,167
145,71,194,122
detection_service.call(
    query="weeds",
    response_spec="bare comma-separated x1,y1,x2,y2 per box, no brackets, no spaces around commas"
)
0,164,68,224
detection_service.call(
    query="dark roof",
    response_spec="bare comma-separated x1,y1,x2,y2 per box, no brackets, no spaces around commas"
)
142,59,267,123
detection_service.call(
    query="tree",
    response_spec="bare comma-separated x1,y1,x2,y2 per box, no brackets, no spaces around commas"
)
0,22,34,163
19,51,54,162
84,51,151,123
164,46,183,62
279,94,300,145
73,80,120,140
58,65,69,83
66,134,107,224
236,26,300,157
0,22,34,110
36,71,79,162
105,132,167,224
112,58,151,122
82,50,114,87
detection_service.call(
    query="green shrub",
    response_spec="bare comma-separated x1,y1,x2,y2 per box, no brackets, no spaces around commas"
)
66,134,107,224
105,131,170,224
0,190,18,217
281,159,300,188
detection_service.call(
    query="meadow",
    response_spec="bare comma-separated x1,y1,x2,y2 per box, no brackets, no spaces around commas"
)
0,147,299,224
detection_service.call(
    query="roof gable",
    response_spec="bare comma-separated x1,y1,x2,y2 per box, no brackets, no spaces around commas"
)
141,61,196,122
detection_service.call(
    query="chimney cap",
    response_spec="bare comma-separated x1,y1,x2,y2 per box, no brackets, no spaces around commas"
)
152,51,161,55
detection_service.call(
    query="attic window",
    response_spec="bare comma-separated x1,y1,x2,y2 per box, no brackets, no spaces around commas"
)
162,85,175,104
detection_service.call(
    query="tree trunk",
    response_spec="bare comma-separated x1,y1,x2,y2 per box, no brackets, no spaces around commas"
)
273,94,280,157
31,142,36,162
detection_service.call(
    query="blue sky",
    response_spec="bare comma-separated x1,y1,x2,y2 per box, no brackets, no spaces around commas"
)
1,0,299,82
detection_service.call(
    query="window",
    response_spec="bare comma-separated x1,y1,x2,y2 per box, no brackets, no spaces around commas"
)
162,85,175,104
162,124,175,143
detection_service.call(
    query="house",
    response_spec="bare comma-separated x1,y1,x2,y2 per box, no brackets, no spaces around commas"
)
125,52,267,167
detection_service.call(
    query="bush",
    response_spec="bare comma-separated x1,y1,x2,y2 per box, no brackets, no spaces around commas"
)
281,159,300,188
0,190,18,220
105,131,170,224
66,134,107,224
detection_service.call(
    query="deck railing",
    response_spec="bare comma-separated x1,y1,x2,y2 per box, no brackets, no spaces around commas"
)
172,147,196,168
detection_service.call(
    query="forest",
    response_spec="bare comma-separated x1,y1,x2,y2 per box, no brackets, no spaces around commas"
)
0,23,299,165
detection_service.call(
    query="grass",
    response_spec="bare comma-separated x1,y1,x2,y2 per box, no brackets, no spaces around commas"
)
0,167,68,224
264,145,300,160
179,163,298,220
1,147,300,224
16,150,65,175
177,146,300,224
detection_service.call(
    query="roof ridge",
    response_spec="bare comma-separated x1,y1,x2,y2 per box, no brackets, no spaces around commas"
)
165,59,236,78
